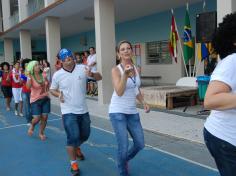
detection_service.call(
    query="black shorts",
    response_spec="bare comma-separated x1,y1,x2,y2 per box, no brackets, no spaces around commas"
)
1,86,12,98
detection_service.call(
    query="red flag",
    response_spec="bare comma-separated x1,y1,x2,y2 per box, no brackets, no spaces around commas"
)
169,13,179,63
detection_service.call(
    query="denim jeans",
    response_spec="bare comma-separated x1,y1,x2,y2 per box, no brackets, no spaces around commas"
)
22,92,32,123
109,113,145,176
203,128,236,176
31,97,50,117
62,113,91,147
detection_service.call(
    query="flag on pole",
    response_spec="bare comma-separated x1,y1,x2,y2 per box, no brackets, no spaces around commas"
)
183,6,194,64
169,11,178,63
197,43,211,61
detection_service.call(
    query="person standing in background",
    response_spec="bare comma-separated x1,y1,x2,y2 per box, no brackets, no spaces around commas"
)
87,47,97,95
42,59,51,81
82,51,89,65
21,59,32,124
0,62,12,111
11,61,23,116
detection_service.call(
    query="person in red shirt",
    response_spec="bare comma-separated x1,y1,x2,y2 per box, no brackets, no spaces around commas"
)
0,62,12,111
82,51,89,65
55,55,62,71
11,61,23,116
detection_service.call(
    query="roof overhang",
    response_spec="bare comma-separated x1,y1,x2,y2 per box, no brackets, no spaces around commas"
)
0,0,202,40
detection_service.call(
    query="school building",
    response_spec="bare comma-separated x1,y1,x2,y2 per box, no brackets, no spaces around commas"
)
0,0,235,104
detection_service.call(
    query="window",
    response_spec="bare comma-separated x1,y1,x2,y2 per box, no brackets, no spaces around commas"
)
146,40,172,64
10,0,18,16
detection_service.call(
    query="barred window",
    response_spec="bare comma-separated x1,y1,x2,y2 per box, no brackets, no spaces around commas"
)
146,40,172,64
10,0,18,16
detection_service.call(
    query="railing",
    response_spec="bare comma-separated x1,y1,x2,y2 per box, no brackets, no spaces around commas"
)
27,0,45,17
9,11,19,28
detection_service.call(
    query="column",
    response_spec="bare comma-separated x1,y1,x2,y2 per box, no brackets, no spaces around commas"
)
217,0,236,23
4,39,14,64
44,0,56,7
18,0,28,21
20,30,32,59
94,0,116,104
45,16,61,74
1,0,11,30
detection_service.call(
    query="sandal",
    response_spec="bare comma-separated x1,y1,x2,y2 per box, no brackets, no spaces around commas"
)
39,134,46,141
28,126,34,136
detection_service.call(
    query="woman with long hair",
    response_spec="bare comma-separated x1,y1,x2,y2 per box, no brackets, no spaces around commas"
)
109,40,150,176
0,62,12,111
26,60,50,140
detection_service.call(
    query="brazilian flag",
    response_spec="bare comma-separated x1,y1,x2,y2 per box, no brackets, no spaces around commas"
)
183,9,193,64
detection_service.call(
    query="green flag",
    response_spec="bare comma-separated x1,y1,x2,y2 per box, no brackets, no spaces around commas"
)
183,8,193,64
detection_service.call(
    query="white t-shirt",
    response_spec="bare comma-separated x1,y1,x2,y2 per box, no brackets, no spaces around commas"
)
87,54,97,72
50,64,88,115
204,53,236,146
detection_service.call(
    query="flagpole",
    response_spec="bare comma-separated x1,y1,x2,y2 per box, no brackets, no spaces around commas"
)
193,40,198,77
172,9,189,77
186,2,191,77
195,60,202,76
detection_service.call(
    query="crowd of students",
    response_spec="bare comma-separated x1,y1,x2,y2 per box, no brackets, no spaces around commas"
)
1,11,236,175
0,44,149,176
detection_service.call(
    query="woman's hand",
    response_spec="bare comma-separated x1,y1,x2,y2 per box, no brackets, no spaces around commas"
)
124,64,134,77
143,103,150,113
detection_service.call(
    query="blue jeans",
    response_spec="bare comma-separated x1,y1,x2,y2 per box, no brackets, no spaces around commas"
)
62,113,91,147
22,92,32,123
109,113,145,176
204,128,236,176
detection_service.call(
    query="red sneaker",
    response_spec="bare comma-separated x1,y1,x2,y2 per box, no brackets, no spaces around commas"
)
71,163,80,176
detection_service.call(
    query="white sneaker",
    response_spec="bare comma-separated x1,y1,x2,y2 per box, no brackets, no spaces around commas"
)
6,107,10,111
19,113,24,117
15,110,19,116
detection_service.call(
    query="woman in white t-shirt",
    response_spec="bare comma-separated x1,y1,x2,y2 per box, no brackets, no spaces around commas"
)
203,12,236,176
109,40,150,176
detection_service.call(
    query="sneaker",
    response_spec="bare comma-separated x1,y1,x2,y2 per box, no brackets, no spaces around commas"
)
19,113,24,117
15,110,19,116
6,107,10,111
76,147,85,160
71,163,80,176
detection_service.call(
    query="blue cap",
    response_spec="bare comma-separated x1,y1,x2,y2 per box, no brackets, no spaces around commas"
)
58,48,73,61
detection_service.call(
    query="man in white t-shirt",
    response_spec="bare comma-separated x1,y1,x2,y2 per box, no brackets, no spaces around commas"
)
87,47,97,95
50,48,102,176
203,12,236,176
